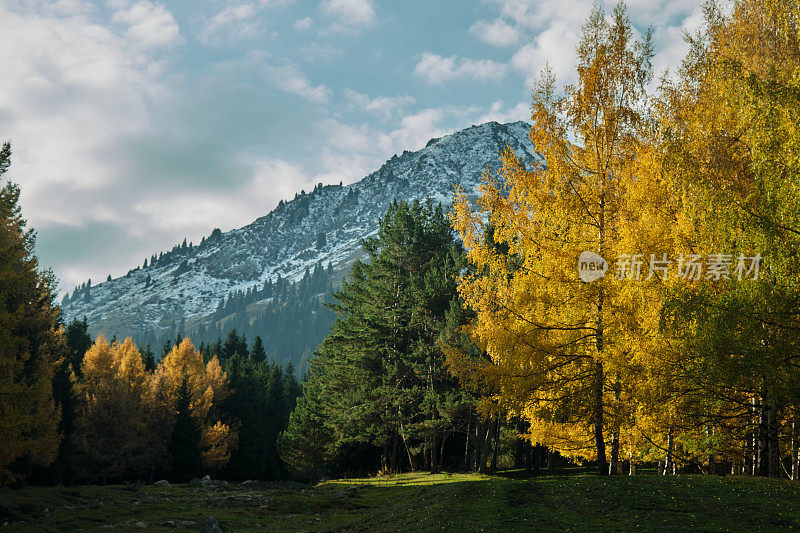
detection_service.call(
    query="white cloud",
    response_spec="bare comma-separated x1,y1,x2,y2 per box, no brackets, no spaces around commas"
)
313,107,452,185
0,3,162,227
226,51,332,103
469,18,520,47
293,16,312,30
199,3,260,45
343,89,415,119
320,0,376,33
650,4,706,83
133,157,315,233
510,20,578,86
414,52,507,85
476,101,530,124
111,0,182,50
486,0,703,87
266,64,331,103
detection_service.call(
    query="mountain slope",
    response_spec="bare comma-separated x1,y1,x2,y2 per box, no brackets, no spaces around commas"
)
62,121,540,346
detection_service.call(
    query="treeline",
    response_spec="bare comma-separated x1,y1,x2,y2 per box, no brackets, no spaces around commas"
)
0,153,300,484
127,263,336,372
59,324,299,485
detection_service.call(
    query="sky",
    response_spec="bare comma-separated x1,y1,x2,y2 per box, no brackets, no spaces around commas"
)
0,0,705,294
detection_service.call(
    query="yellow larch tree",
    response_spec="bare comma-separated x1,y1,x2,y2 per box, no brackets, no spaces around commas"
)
153,338,236,470
451,3,655,474
76,336,152,482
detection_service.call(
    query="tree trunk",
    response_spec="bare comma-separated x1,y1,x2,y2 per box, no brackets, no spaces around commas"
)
663,428,674,476
439,432,447,473
464,419,472,471
706,426,715,475
477,418,493,474
514,436,525,470
382,433,391,472
757,392,770,477
390,429,400,473
593,191,608,477
793,411,800,481
478,417,496,474
400,423,416,471
747,396,757,476
609,430,620,475
768,406,781,478
628,448,636,475
593,361,607,475
490,418,500,474
430,433,440,474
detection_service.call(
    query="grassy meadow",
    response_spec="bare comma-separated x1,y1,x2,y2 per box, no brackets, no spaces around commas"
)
2,471,799,532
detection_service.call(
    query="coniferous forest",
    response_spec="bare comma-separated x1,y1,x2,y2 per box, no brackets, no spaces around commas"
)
4,0,800,530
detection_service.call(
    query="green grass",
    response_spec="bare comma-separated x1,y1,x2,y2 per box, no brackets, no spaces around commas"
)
2,472,799,531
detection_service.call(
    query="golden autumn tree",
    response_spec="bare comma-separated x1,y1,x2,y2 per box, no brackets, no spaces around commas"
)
0,141,62,484
652,0,800,477
153,338,237,472
76,336,152,482
452,3,654,474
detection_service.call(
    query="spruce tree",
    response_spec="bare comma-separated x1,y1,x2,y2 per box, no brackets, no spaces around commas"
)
167,378,203,481
64,317,91,378
295,200,473,474
141,344,156,372
250,336,267,362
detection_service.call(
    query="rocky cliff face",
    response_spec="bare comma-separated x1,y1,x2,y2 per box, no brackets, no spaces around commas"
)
62,121,540,339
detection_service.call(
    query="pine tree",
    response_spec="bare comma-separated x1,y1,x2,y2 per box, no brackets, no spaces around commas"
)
64,317,91,378
141,344,156,372
250,336,267,362
222,329,248,360
300,200,473,474
167,378,202,482
279,385,332,482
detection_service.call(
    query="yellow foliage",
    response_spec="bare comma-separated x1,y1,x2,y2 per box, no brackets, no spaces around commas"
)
451,4,659,469
152,338,236,469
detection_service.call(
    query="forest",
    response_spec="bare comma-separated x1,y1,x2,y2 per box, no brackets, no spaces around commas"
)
3,0,800,499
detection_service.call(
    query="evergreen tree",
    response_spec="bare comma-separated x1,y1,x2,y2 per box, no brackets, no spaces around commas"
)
290,200,473,475
49,350,78,483
222,329,247,360
64,317,92,378
220,355,298,480
167,378,203,482
279,385,332,481
141,344,156,372
250,336,267,362
161,339,172,358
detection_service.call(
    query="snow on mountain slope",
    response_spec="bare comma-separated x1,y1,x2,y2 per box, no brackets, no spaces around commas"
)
62,121,540,338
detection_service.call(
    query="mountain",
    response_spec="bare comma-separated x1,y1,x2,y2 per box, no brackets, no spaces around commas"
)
61,121,540,364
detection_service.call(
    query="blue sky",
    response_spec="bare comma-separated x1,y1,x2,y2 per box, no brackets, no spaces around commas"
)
0,0,703,293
